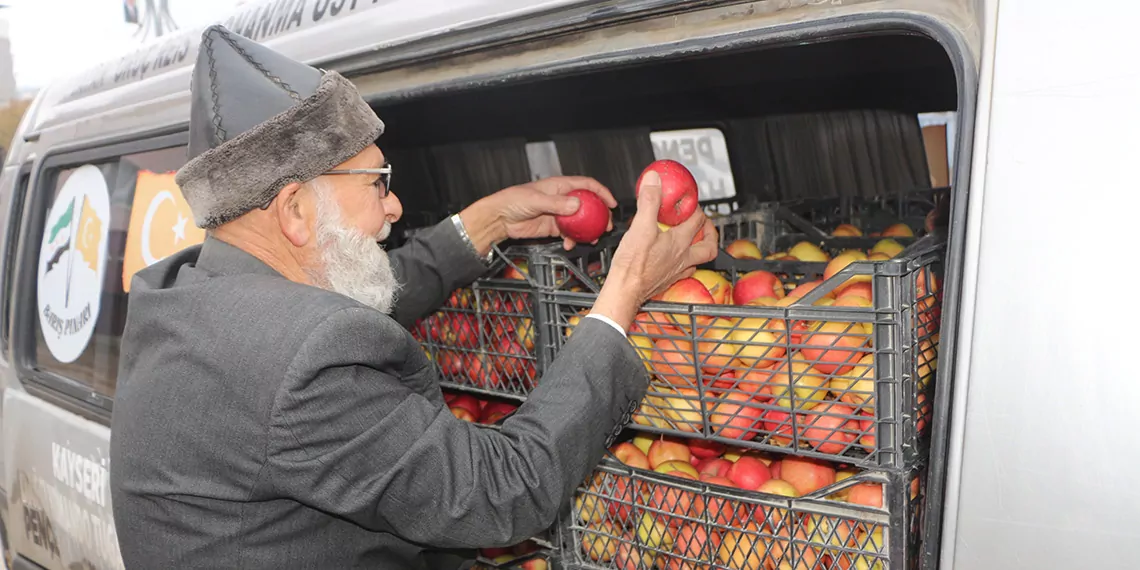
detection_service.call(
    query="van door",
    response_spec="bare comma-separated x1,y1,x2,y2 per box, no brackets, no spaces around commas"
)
4,137,194,570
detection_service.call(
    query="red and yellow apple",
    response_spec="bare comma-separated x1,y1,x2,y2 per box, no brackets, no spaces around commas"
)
787,241,830,262
726,239,763,259
780,457,837,496
732,271,785,305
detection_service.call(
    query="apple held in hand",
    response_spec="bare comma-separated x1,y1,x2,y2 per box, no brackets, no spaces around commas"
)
639,160,699,226
555,189,611,244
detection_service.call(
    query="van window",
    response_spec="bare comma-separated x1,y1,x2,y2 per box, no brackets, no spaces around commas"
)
1,170,30,357
31,146,189,398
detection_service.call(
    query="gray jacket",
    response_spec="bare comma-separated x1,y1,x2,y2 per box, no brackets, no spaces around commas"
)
108,220,646,569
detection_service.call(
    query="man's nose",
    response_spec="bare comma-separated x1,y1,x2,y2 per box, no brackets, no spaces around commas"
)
383,191,403,224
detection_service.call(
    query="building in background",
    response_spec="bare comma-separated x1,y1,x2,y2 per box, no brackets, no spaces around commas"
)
0,7,15,106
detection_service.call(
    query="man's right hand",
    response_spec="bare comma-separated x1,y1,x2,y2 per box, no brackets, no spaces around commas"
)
590,171,719,331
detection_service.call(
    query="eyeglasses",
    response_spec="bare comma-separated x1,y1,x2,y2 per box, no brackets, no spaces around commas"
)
260,163,392,210
325,163,393,198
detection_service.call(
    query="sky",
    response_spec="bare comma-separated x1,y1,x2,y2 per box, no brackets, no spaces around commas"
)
2,0,245,90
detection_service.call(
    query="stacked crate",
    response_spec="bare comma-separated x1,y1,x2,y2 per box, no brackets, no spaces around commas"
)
544,212,943,569
411,200,945,569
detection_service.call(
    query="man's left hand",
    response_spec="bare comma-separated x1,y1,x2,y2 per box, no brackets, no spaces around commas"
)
458,176,618,254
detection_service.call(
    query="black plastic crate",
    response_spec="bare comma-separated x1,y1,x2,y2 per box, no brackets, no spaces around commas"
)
412,249,546,399
559,455,927,570
542,236,944,469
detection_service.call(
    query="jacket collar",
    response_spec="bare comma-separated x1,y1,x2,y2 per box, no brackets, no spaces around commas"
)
195,234,287,279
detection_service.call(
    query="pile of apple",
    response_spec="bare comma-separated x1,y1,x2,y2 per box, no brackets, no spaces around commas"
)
574,434,916,569
414,261,540,392
444,391,520,425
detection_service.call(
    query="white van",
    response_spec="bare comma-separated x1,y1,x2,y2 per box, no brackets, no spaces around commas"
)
0,1,1135,569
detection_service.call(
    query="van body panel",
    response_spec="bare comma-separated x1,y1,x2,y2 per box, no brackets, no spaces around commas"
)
0,1,986,569
943,2,1140,569
2,389,118,570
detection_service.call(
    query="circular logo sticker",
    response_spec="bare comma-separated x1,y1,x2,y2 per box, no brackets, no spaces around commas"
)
37,164,111,363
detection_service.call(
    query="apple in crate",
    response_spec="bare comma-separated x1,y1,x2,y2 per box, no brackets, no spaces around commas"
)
637,512,675,550
799,322,870,375
637,159,700,226
871,238,905,258
824,250,871,296
727,456,771,491
692,269,733,304
615,540,659,570
765,357,830,411
668,524,717,570
780,457,837,495
448,394,481,422
651,338,699,387
787,241,830,262
698,458,733,479
480,400,519,424
802,402,859,454
717,524,766,570
649,438,692,470
732,271,785,305
847,482,884,508
688,438,726,460
709,391,765,440
832,223,862,236
611,442,651,470
649,471,703,528
554,189,610,244
581,521,620,562
881,222,914,237
726,239,763,259
662,278,717,330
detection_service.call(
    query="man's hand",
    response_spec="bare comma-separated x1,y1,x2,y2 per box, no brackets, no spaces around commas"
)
458,176,618,254
590,171,719,331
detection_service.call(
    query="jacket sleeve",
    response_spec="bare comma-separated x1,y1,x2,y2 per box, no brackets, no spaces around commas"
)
266,308,647,548
387,218,492,328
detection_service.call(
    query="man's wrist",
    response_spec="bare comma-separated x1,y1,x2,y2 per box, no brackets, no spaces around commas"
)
591,273,640,332
457,198,509,257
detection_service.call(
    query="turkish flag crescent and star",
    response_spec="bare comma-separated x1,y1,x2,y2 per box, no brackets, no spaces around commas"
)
122,170,205,292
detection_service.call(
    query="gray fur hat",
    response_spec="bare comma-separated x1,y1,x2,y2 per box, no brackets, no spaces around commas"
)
175,25,385,229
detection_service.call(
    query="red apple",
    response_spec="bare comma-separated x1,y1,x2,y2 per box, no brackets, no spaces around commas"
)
692,270,733,305
780,457,836,496
449,394,481,419
847,483,883,508
837,282,873,302
727,456,771,491
801,402,858,454
555,189,610,243
709,391,764,440
881,223,914,237
732,271,785,305
726,239,762,259
651,338,699,387
698,458,733,479
611,442,652,470
450,407,477,422
669,523,716,569
637,159,699,226
501,259,529,280
662,278,717,331
700,475,747,527
480,401,519,424
437,350,464,376
649,438,692,470
445,315,480,348
832,223,862,237
769,460,782,480
649,472,703,527
688,439,726,460
799,321,870,375
615,540,658,570
461,352,499,388
758,478,798,497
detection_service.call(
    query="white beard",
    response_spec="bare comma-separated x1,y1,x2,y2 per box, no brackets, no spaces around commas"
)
307,186,401,314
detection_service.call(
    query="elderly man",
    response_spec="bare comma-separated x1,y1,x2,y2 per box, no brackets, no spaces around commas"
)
109,25,716,570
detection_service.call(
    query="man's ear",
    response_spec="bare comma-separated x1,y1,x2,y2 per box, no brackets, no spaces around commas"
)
273,182,314,247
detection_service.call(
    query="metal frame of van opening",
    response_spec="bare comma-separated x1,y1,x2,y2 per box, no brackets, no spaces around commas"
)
337,11,978,570
8,127,189,426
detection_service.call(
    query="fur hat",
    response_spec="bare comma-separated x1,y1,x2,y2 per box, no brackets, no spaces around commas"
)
175,25,385,229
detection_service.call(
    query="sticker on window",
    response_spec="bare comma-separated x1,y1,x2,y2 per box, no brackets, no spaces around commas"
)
122,170,205,292
37,164,111,363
